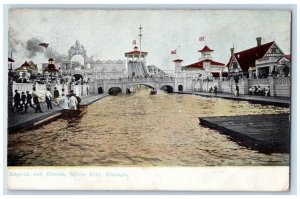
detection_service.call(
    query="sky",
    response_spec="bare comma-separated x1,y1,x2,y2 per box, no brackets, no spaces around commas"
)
9,9,291,70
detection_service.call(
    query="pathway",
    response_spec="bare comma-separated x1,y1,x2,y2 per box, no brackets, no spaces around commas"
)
8,94,108,133
175,91,290,107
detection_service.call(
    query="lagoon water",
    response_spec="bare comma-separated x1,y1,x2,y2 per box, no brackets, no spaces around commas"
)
8,89,289,166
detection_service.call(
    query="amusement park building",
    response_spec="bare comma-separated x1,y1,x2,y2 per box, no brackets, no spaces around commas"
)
226,37,291,78
183,45,228,79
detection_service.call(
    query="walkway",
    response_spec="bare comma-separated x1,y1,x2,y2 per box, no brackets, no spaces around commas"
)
175,91,290,107
199,113,290,153
8,94,108,133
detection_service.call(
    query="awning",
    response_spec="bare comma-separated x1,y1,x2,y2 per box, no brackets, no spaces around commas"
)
211,72,228,77
211,72,220,77
221,72,228,77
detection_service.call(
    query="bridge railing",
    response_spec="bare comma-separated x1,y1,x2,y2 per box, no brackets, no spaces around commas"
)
106,77,174,83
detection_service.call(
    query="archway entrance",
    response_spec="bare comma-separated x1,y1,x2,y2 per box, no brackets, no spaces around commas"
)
108,87,122,95
98,87,103,94
71,55,85,70
68,40,88,68
283,66,290,77
161,85,174,93
178,85,183,91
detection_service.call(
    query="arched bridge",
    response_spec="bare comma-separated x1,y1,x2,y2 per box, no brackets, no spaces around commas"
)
96,77,175,94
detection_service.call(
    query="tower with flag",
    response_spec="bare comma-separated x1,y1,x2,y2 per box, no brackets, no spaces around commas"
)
184,43,227,79
43,58,60,81
125,25,149,77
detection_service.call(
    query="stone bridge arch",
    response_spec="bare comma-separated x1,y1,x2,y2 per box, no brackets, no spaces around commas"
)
102,79,175,94
108,86,122,95
160,84,174,93
125,82,155,90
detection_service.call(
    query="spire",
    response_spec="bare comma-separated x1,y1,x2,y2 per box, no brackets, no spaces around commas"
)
230,43,235,56
138,24,143,59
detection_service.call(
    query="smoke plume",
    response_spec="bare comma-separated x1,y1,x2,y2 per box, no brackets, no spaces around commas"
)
9,35,67,70
26,37,45,58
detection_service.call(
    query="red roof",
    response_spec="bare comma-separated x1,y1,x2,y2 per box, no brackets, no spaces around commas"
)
284,54,291,60
21,61,30,67
125,50,148,56
228,41,274,71
125,47,148,56
15,61,30,71
173,59,183,62
44,63,59,72
186,59,225,69
198,45,214,52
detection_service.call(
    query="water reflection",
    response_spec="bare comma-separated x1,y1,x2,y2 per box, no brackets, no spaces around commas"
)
8,89,289,166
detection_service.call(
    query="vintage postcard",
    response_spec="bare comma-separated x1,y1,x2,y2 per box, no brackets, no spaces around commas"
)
6,8,291,191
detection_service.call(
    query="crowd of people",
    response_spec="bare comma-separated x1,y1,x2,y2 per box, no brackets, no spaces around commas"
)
59,90,81,110
206,84,270,97
12,87,81,114
249,86,270,96
208,85,218,95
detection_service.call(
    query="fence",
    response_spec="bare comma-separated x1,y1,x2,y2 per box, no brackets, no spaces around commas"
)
192,76,290,97
12,81,93,98
12,82,47,100
273,77,290,97
71,84,90,97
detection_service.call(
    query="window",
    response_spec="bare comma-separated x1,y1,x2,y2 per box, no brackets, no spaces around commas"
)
232,61,238,70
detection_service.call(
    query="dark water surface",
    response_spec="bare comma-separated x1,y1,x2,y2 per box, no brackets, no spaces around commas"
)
8,90,289,166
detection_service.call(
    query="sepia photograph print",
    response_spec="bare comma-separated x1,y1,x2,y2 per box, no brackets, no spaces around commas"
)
6,8,292,191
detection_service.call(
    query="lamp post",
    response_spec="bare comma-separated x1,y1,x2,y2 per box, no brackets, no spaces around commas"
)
234,68,239,84
8,58,15,113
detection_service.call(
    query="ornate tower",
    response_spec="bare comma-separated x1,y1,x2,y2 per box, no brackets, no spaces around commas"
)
125,46,149,77
198,45,214,60
125,25,149,77
173,58,184,92
173,58,183,74
68,40,88,69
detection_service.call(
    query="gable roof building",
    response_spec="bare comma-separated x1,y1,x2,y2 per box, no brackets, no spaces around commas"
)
227,41,274,71
226,37,290,78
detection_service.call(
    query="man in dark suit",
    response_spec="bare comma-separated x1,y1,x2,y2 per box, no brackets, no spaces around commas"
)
24,91,36,113
13,90,21,112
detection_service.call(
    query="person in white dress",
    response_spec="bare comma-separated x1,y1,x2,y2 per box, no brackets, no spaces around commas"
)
59,94,69,109
68,95,78,110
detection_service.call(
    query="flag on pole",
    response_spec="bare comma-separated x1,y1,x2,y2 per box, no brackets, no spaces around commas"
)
171,50,176,54
8,57,15,62
198,36,205,41
132,40,136,45
39,43,49,48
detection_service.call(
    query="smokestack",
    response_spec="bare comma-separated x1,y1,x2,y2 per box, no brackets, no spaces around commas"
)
256,37,262,46
230,47,234,56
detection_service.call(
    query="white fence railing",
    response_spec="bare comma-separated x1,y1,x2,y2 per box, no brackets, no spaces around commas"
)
12,82,93,99
192,76,290,97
